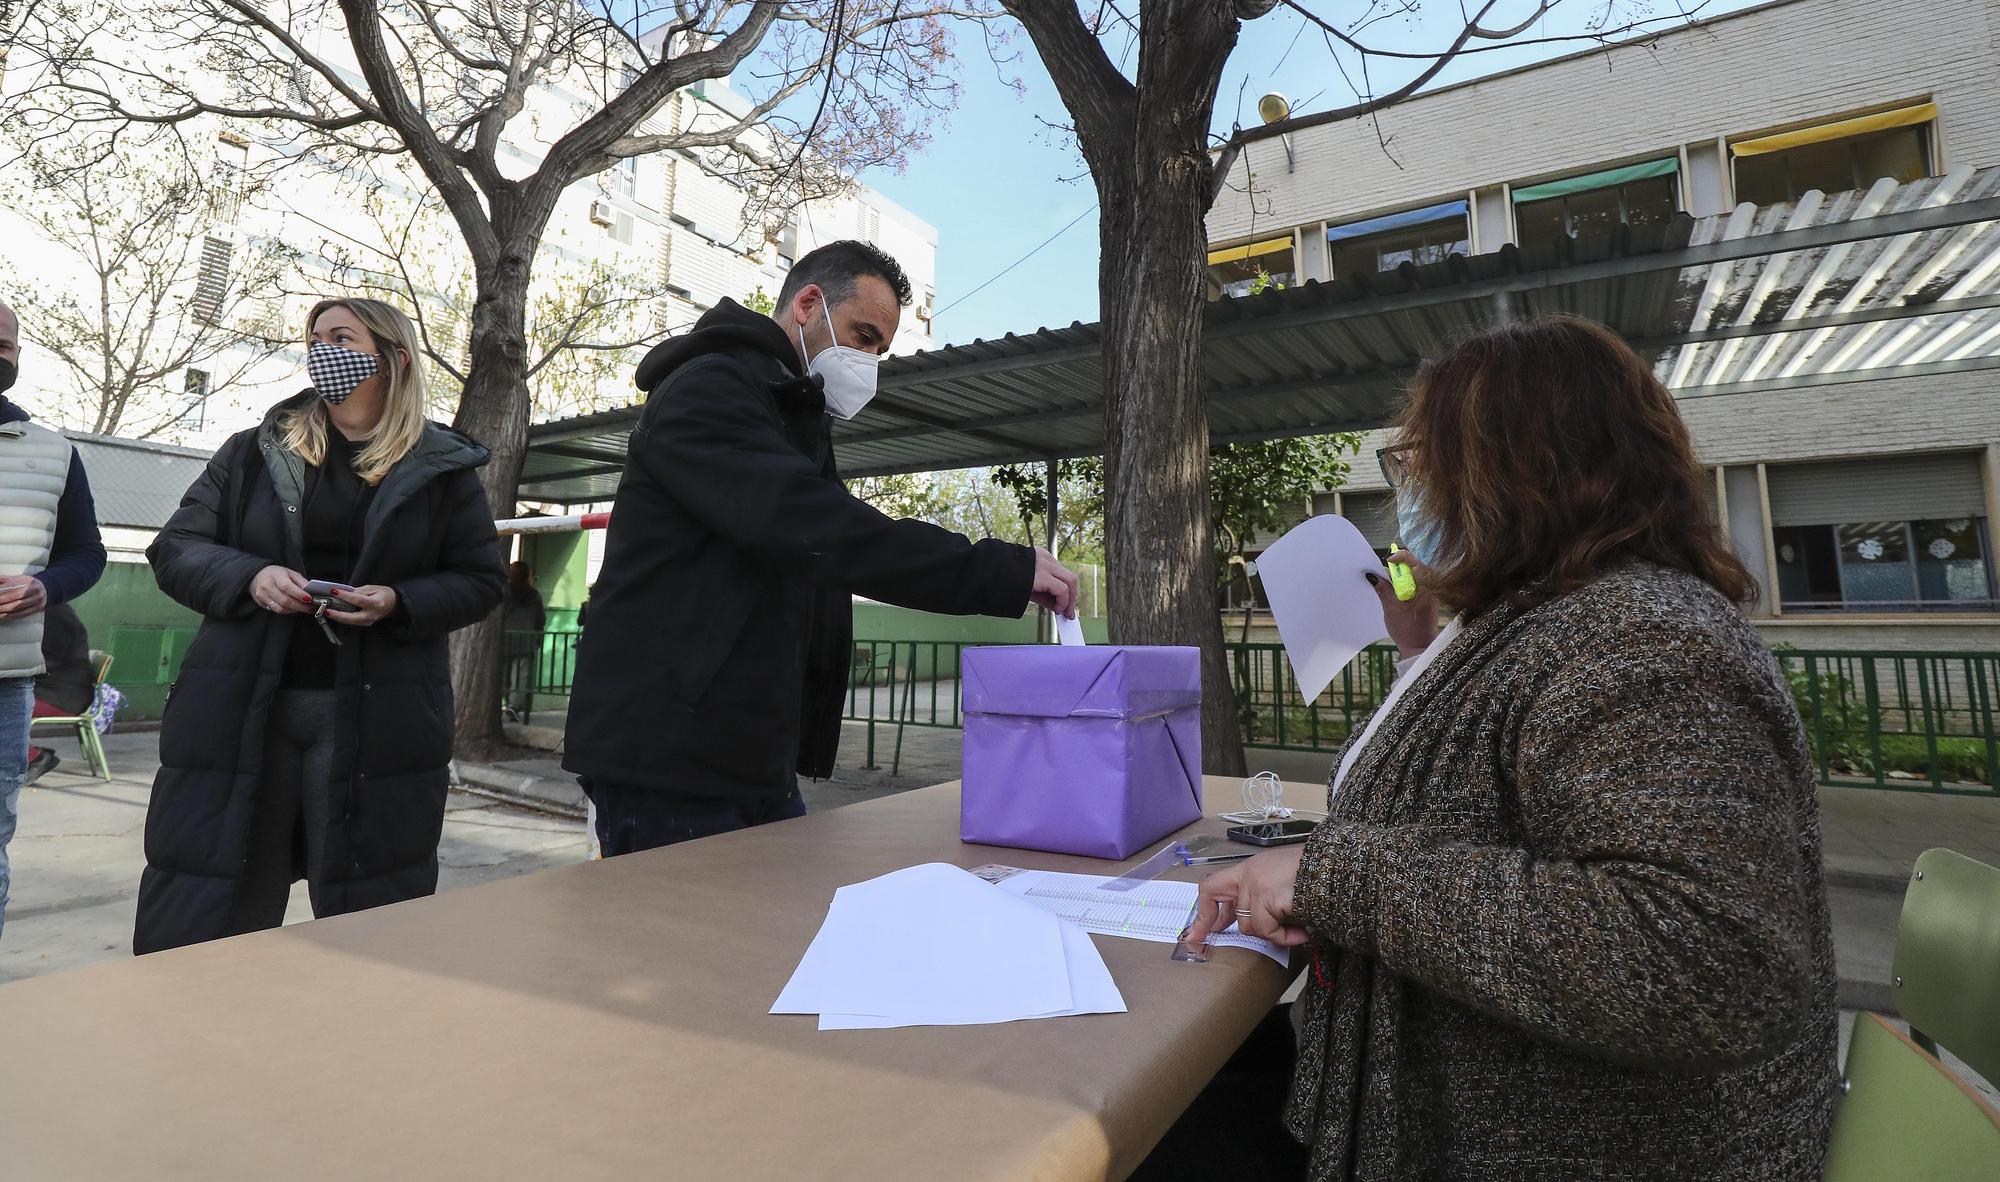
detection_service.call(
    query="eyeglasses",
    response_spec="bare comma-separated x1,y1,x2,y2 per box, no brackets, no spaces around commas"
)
1377,444,1414,489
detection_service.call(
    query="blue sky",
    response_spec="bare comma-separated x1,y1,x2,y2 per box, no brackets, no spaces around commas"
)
855,0,1763,346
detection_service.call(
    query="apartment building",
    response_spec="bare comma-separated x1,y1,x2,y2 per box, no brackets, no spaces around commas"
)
0,12,938,452
1206,0,2000,649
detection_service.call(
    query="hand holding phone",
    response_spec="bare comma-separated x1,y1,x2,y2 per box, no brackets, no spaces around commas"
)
303,579,362,612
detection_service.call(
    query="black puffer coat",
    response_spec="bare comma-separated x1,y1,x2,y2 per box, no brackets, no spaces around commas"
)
135,395,504,953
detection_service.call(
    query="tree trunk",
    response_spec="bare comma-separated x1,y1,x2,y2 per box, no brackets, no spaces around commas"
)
448,245,535,752
1099,154,1248,777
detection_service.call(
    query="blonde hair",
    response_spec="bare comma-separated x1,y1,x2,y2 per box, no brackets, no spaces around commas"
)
283,298,429,485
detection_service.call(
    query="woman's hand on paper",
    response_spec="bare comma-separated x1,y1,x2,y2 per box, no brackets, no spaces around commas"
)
1186,846,1312,950
1367,551,1441,660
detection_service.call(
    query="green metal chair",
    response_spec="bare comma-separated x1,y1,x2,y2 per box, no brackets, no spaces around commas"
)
28,651,113,781
1823,1011,2000,1181
1892,848,2000,1089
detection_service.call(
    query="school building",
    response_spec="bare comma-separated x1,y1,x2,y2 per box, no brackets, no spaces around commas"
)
1205,0,2000,650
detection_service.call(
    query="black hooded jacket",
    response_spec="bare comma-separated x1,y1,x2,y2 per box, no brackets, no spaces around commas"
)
563,299,1034,800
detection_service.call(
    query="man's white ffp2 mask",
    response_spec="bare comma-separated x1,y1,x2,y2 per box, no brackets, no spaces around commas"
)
798,300,880,420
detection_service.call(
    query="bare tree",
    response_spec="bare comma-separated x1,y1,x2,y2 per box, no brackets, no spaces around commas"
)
6,0,979,747
0,129,290,440
998,0,1700,773
294,178,662,423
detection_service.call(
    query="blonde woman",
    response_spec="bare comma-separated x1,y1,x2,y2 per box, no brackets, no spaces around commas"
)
137,298,503,952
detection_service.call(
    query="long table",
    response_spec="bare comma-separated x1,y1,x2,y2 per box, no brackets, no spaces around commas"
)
1,776,1321,1180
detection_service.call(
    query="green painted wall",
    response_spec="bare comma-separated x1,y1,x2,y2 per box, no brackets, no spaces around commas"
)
524,530,588,611
70,562,202,720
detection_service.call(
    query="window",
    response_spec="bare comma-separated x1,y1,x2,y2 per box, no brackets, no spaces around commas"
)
605,153,637,199
1773,519,1993,612
1733,103,1935,206
1513,159,1679,251
1205,237,1294,300
1325,201,1469,278
776,218,799,267
209,151,246,224
1332,490,1396,560
1221,557,1266,611
191,236,234,325
178,370,209,431
611,210,635,245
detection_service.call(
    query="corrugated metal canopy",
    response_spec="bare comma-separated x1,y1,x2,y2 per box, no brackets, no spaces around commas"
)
520,167,2000,504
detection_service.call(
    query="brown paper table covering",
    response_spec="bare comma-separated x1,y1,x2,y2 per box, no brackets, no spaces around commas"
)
0,774,1326,1180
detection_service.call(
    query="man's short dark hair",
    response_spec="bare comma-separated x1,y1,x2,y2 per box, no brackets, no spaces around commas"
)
776,239,913,311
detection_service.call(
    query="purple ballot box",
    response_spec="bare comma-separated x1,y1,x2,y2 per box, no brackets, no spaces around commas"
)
959,645,1203,859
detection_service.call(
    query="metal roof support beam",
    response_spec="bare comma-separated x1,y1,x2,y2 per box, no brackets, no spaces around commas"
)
520,459,629,486
1670,351,2000,402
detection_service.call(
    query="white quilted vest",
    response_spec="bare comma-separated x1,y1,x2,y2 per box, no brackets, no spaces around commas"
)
0,421,73,678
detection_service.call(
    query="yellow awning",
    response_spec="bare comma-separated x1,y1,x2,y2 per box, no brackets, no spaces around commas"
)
1731,102,1938,158
1207,236,1292,267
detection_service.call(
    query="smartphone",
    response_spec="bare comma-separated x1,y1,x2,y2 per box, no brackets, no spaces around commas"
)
1226,819,1320,847
303,579,361,612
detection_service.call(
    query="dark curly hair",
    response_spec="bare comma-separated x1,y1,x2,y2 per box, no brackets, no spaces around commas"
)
776,239,912,310
1398,315,1756,617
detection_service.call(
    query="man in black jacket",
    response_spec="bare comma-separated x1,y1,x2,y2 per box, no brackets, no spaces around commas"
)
565,242,1077,855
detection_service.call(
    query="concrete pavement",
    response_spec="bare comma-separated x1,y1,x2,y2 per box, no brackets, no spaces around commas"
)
0,730,590,983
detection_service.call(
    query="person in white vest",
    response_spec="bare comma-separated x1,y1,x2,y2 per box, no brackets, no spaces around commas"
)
0,300,108,940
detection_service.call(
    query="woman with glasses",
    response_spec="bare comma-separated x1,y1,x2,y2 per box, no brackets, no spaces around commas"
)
1190,316,1836,1180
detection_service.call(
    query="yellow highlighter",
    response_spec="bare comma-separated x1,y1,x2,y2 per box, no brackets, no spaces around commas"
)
1387,543,1419,602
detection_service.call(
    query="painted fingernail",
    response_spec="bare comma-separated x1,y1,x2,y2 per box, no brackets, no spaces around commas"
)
1364,572,1380,586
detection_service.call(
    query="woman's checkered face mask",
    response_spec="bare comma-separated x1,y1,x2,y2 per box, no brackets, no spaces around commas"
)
307,339,381,406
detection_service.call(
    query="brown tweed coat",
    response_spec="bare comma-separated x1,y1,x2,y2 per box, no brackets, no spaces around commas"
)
1287,561,1838,1180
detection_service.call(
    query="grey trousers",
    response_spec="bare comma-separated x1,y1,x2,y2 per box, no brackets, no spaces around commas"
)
227,689,337,934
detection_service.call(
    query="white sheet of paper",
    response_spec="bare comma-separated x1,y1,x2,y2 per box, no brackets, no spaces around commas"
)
1054,613,1087,647
817,919,1125,1029
1255,514,1391,703
993,869,1290,967
771,863,1078,1026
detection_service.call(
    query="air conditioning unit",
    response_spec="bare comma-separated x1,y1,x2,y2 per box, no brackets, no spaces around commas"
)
588,200,616,227
915,304,934,323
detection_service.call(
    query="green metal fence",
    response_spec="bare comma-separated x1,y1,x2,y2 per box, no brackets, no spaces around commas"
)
1770,649,1999,797
501,629,582,725
1230,642,1400,752
448,632,1997,797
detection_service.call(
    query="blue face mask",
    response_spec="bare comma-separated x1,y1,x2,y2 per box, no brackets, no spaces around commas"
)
1395,484,1447,569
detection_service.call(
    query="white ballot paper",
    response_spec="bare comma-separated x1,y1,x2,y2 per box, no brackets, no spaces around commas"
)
1255,514,1391,703
984,867,1290,968
772,863,1127,1030
1054,613,1087,647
